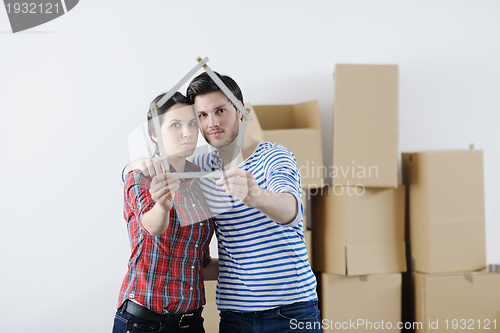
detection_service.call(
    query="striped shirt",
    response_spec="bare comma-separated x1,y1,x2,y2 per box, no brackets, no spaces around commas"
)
119,161,215,314
192,141,318,312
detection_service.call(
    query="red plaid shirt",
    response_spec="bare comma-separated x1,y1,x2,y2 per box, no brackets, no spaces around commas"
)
118,161,215,314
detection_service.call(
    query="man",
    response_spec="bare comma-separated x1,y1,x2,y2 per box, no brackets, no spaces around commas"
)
127,72,321,332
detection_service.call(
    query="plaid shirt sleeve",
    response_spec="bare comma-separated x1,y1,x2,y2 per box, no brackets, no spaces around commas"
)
124,170,156,233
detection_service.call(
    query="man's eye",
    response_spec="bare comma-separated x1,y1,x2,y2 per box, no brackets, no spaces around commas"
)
198,113,207,118
216,109,225,114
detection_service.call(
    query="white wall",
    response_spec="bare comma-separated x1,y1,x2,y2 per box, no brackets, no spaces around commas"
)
1,1,499,331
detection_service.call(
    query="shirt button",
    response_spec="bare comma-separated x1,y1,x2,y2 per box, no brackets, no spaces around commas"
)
190,287,193,291
195,244,198,248
129,293,135,298
191,266,194,269
192,203,196,207
200,223,203,226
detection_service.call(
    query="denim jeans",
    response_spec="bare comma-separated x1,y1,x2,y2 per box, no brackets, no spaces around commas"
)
112,307,205,333
219,300,321,333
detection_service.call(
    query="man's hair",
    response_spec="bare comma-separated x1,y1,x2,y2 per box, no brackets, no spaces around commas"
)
186,72,244,107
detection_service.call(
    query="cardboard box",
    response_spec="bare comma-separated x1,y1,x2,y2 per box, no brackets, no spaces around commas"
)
202,281,218,332
245,103,264,141
333,64,399,188
246,101,325,189
312,186,406,276
402,150,486,274
413,271,500,332
319,273,402,332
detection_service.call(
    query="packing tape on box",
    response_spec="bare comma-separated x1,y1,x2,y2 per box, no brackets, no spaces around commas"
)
464,273,473,284
488,264,500,273
359,275,368,282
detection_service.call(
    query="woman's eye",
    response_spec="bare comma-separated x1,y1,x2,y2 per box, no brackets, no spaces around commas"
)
171,123,180,128
189,121,197,127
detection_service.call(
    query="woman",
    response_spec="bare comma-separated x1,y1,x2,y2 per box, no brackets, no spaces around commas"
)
113,92,217,333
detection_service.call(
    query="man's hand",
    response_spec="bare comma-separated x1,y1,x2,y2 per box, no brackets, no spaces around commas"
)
124,157,164,179
150,173,180,213
215,168,262,208
216,168,298,225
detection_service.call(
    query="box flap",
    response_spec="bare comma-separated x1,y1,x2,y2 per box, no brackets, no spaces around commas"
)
252,100,321,130
292,100,321,130
252,104,295,130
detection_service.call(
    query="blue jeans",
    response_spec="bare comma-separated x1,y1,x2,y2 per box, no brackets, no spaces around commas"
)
219,301,321,333
112,308,205,333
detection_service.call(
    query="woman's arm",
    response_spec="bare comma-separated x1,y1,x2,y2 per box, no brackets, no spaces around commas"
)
141,173,180,236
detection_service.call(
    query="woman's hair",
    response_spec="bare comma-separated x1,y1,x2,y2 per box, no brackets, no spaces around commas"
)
147,91,192,156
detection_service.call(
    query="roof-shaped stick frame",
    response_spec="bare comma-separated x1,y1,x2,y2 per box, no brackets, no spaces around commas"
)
149,57,252,178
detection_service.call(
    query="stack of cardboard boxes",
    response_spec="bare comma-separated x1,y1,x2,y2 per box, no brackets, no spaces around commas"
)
312,64,407,332
202,64,499,332
402,149,499,332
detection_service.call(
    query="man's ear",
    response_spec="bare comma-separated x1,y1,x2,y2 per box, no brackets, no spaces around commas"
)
238,100,244,121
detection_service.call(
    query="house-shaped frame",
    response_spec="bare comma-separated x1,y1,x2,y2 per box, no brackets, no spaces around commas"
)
149,57,252,178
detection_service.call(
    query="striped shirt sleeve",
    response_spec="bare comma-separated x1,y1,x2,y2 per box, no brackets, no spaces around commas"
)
262,146,303,228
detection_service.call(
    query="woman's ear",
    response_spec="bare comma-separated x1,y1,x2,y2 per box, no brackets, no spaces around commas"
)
151,132,158,143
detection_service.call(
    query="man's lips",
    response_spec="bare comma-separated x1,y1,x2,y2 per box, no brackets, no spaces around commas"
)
209,130,224,137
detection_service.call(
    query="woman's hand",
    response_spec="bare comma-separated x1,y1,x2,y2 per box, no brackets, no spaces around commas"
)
141,172,181,236
150,172,180,213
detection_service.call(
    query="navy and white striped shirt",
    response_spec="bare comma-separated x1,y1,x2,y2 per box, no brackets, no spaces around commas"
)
192,141,318,312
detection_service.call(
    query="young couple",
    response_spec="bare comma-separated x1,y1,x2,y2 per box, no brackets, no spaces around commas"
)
114,72,321,332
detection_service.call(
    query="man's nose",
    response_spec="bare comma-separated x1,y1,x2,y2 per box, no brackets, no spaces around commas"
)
207,114,220,128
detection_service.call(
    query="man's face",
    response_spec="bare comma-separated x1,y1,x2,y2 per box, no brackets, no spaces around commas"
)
194,91,241,149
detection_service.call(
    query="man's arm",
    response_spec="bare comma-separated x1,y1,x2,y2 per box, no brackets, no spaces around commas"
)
215,168,298,225
123,157,164,181
254,191,298,225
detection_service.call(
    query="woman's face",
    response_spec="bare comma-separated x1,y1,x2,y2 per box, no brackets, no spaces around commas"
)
155,103,198,159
